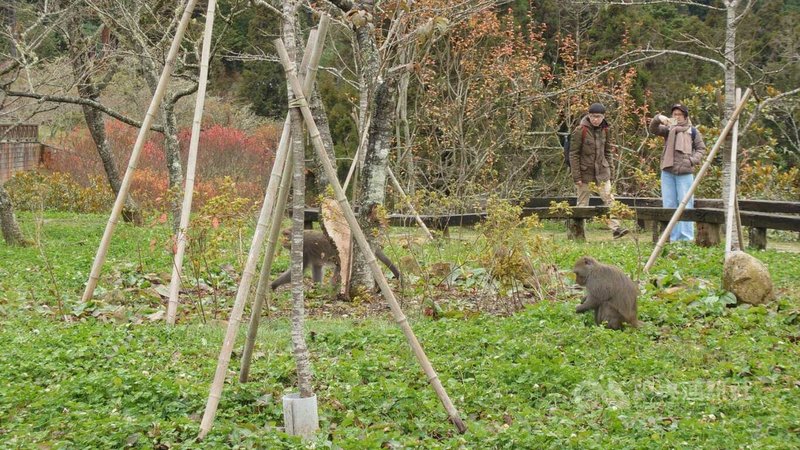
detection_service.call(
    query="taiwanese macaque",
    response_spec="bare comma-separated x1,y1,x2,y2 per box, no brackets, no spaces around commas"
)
271,229,401,290
572,256,642,330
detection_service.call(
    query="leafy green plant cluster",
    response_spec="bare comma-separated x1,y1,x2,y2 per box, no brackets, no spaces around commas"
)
476,198,556,307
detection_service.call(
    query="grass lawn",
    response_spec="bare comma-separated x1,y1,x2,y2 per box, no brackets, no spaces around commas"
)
1,212,799,449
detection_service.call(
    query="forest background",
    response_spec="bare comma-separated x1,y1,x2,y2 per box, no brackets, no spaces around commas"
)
1,0,799,216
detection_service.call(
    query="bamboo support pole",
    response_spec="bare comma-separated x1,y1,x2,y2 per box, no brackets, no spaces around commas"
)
81,0,200,302
645,88,752,272
343,149,360,192
343,117,370,192
275,38,467,434
387,166,434,241
166,0,218,324
239,153,293,382
197,17,329,439
724,88,741,257
240,29,321,383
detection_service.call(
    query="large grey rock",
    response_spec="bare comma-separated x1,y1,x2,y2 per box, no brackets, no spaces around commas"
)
722,251,775,305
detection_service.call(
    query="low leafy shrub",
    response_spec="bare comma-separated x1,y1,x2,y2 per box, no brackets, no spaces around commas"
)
5,171,113,213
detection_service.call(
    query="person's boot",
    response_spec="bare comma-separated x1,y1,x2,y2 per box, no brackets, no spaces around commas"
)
613,228,629,239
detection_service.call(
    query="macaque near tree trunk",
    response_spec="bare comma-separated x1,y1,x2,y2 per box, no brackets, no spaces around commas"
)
271,229,400,291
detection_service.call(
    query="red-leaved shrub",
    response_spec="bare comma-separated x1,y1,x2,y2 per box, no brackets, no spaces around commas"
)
46,120,279,212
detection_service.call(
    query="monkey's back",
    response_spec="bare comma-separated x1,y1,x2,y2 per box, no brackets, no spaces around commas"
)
303,231,339,265
587,264,639,318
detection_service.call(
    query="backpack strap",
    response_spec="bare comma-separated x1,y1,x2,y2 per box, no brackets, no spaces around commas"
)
581,125,607,143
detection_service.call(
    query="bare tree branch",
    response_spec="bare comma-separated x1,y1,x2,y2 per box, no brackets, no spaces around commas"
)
576,0,724,11
741,87,800,137
2,89,164,132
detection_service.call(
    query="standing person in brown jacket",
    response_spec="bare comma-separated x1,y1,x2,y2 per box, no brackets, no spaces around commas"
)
649,103,706,242
569,103,629,239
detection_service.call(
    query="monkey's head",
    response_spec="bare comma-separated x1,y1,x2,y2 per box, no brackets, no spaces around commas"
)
572,256,597,286
280,228,292,249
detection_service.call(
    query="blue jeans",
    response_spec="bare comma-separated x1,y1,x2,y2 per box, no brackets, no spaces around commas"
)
661,170,694,242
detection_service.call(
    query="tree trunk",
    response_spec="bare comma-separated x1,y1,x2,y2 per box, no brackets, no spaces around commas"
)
348,2,395,293
0,184,29,246
722,0,740,250
160,98,184,234
284,0,314,399
68,14,141,224
138,44,184,233
396,45,415,194
310,86,337,192
80,100,142,224
351,80,396,292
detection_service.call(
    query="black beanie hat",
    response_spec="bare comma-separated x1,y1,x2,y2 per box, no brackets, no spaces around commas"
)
671,103,689,117
588,103,606,114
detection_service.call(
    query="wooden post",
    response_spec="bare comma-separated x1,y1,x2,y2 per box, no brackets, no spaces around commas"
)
656,221,668,244
724,87,742,257
275,38,467,434
748,227,767,250
166,0,217,324
197,17,330,440
645,88,752,272
568,218,585,241
81,0,200,302
695,222,721,247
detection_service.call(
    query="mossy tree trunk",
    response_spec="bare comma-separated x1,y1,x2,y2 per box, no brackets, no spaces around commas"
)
0,184,29,247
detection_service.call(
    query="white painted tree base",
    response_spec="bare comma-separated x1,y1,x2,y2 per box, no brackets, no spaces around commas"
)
283,393,319,437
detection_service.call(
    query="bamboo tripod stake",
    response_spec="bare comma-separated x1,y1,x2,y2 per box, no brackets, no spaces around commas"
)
724,87,742,257
197,19,329,439
239,154,293,382
645,88,752,272
275,38,467,433
240,27,323,383
81,0,200,302
387,166,434,241
166,0,218,324
239,28,324,381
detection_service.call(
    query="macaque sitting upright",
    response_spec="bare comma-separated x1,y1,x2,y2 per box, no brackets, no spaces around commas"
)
573,256,642,330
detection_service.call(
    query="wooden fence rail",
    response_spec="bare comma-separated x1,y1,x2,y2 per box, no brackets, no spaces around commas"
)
303,197,799,250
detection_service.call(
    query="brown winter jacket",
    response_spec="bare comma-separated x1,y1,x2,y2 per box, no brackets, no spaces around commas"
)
569,115,613,183
649,117,707,175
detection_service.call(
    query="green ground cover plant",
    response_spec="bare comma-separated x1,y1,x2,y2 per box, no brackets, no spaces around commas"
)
0,212,798,449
